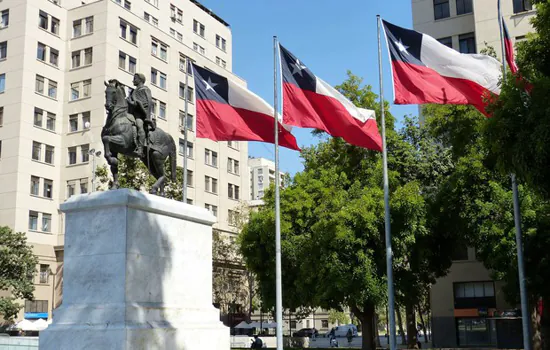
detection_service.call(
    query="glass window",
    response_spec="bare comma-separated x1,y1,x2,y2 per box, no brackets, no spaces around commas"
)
48,80,57,99
160,73,166,89
45,145,54,164
80,179,88,194
0,106,3,126
130,27,138,44
39,11,48,29
459,32,476,54
187,87,194,103
84,48,93,65
69,114,78,132
160,46,167,60
81,144,89,162
0,41,6,59
513,0,533,13
159,102,166,119
129,57,136,73
67,182,75,197
119,52,126,69
46,113,55,131
205,176,210,192
212,151,218,167
484,282,495,297
51,17,59,34
43,179,53,198
50,48,59,66
82,112,90,129
85,16,93,34
71,82,80,100
0,74,4,93
186,170,193,186
34,108,43,127
37,43,46,61
39,265,49,283
438,36,453,48
457,318,497,346
72,50,81,68
212,178,218,194
0,10,9,27
73,19,82,37
42,213,51,232
456,0,473,15
187,141,193,158
32,142,41,161
68,147,77,165
434,0,450,20
83,79,91,97
29,211,38,230
30,176,40,196
151,69,157,85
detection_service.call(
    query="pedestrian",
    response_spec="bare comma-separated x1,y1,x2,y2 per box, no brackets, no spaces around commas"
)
329,334,339,348
311,327,316,341
250,335,263,349
346,328,353,345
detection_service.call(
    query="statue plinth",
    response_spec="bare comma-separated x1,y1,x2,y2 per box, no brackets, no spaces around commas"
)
39,189,229,350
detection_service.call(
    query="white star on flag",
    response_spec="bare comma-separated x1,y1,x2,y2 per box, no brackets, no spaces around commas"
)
203,77,218,92
292,59,307,76
395,39,409,54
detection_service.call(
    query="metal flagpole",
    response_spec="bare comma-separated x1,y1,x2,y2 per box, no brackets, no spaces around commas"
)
182,58,190,203
497,3,531,348
377,15,397,350
273,35,284,350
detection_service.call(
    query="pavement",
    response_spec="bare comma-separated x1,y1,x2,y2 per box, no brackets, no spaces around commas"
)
307,335,431,348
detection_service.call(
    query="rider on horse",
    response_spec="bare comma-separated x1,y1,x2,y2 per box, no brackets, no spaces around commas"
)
127,73,154,158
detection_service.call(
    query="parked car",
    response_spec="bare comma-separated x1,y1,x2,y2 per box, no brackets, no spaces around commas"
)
292,328,318,338
324,324,358,338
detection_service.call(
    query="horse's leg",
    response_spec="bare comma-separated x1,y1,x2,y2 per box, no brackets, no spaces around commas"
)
149,151,166,196
102,136,120,190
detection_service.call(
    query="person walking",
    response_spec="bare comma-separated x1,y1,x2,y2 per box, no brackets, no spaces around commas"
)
346,328,353,345
250,335,263,349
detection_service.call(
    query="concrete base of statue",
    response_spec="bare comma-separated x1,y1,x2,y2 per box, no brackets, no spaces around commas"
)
39,189,229,350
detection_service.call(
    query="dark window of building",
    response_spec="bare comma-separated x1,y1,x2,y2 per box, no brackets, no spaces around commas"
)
438,36,453,48
451,244,469,261
459,32,476,53
513,0,533,13
456,0,473,15
434,0,450,20
322,320,329,328
25,300,48,315
457,318,497,346
454,281,496,309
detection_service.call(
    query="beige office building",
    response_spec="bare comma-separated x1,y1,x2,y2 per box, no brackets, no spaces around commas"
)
411,0,536,347
248,157,285,201
0,0,249,323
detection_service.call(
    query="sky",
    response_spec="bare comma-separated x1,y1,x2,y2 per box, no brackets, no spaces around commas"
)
200,0,419,175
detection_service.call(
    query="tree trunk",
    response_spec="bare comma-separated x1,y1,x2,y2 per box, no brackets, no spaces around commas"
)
396,306,407,345
374,312,381,347
417,304,428,343
541,297,550,350
532,300,542,350
406,302,418,348
351,304,376,350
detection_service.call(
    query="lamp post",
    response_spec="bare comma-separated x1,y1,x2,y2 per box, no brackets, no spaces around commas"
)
88,148,102,192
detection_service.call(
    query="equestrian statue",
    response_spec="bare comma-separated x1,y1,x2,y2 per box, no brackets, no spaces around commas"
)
102,73,176,196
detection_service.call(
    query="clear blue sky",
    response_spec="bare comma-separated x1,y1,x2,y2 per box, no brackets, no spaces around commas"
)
200,0,418,175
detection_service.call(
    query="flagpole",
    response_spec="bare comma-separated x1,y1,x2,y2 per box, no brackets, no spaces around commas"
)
498,4,531,349
182,58,190,203
273,35,284,350
377,15,396,350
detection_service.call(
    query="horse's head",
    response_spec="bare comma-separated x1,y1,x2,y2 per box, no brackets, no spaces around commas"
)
104,79,127,114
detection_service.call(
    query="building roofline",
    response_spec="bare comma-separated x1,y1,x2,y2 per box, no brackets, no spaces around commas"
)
190,0,230,27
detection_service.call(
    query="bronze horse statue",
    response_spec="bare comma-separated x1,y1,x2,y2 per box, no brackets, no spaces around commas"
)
102,79,176,195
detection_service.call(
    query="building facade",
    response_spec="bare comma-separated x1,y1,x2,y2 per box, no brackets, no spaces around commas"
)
0,0,249,323
411,0,536,347
248,157,285,201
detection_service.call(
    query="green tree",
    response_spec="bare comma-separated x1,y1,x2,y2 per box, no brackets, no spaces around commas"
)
328,309,350,325
0,226,38,322
240,72,455,350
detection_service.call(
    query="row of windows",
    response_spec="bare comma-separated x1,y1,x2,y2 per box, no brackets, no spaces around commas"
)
434,0,532,20
437,32,476,54
29,211,52,232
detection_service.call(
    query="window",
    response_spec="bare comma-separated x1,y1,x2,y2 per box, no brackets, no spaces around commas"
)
179,111,194,131
216,35,226,52
178,139,194,158
129,56,136,73
32,142,42,161
39,11,48,30
454,281,496,309
25,300,48,315
456,0,473,15
68,147,77,165
0,10,9,28
118,51,136,73
43,179,53,198
69,114,78,132
150,68,166,88
120,20,138,44
257,168,263,175
205,149,217,167
124,0,131,10
290,321,297,329
0,74,4,93
228,158,239,175
42,213,51,232
322,320,329,328
67,181,75,197
70,80,91,100
30,176,40,196
37,43,46,61
82,112,90,129
179,55,189,73
51,17,59,35
513,0,533,13
193,20,205,37
438,36,453,48
85,16,93,33
39,265,49,284
185,170,193,187
144,12,158,26
151,39,168,61
81,144,89,162
456,318,496,347
45,145,54,164
452,244,469,261
193,42,205,55
29,211,38,230
228,141,239,150
71,82,80,100
177,9,183,23
186,198,193,205
49,48,59,66
205,176,218,194
71,50,81,68
84,48,93,65
48,80,57,99
34,108,43,127
146,0,158,6
459,32,476,54
228,184,240,200
0,107,3,126
73,19,82,37
80,179,88,194
46,113,55,131
159,101,166,119
119,52,125,69
205,204,218,217
434,0,450,20
0,41,6,59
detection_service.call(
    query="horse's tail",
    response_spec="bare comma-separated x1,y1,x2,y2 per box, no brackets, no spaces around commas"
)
169,137,177,182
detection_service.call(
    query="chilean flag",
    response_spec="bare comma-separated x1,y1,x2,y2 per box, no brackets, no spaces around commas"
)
192,64,300,151
502,20,518,74
279,45,382,152
382,20,502,116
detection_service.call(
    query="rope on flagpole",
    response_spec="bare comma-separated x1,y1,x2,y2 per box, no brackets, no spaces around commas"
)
182,58,190,203
377,15,397,350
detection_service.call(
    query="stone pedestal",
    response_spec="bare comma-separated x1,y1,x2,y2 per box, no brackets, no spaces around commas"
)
39,189,229,350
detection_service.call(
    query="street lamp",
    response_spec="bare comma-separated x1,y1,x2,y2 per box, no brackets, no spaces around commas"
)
89,148,102,192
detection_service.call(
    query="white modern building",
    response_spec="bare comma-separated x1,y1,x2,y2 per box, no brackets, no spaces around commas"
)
248,157,285,201
0,0,249,323
411,0,536,347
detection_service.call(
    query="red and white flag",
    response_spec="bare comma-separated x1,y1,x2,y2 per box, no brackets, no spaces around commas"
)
279,45,382,151
502,19,519,74
192,64,300,151
382,20,502,116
